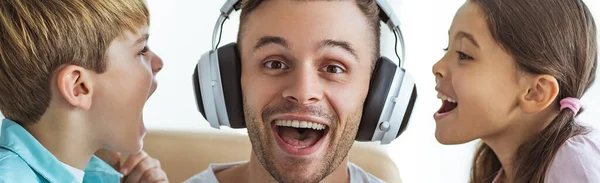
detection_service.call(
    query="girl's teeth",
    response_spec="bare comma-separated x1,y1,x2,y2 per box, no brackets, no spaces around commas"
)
437,92,457,103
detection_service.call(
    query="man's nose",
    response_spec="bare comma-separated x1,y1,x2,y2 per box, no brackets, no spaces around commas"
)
282,69,323,105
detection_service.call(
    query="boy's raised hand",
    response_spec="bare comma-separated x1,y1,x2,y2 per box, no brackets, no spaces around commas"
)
95,149,169,183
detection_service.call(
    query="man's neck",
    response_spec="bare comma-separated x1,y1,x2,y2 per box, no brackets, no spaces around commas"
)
24,111,97,170
216,151,350,183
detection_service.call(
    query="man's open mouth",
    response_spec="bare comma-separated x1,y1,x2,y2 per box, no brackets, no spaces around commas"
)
272,120,329,155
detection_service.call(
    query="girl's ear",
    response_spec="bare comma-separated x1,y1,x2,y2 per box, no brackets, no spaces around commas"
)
518,74,559,113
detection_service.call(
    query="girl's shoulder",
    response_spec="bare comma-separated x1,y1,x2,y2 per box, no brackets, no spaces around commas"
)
561,128,600,153
545,127,600,183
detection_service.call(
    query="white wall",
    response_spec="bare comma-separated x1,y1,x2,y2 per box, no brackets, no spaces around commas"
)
1,0,598,182
141,1,600,183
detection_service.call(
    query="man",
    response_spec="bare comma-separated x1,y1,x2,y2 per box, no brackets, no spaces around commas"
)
186,0,386,182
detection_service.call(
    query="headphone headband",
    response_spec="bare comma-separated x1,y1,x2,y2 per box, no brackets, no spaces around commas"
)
211,0,406,65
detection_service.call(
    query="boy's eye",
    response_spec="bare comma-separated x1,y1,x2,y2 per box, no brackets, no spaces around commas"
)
263,60,289,70
138,46,150,56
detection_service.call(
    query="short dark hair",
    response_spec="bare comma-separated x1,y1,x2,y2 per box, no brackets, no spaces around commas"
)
236,0,381,62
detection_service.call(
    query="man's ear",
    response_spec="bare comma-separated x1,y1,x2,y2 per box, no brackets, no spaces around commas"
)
56,65,94,110
519,74,559,113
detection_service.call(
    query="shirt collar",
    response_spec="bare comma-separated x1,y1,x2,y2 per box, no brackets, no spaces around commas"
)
0,119,123,182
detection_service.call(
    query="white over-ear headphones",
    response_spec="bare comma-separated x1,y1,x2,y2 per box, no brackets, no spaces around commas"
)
193,0,417,144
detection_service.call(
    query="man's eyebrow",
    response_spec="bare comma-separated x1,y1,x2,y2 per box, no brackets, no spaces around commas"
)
133,34,149,46
318,39,358,61
449,30,480,48
254,36,289,52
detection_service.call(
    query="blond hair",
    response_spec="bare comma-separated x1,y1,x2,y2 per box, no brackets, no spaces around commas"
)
0,0,150,125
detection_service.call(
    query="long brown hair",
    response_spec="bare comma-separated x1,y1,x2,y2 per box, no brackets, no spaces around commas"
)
468,0,598,182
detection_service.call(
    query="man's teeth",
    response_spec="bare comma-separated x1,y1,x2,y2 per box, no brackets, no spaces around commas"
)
275,120,326,130
437,93,457,103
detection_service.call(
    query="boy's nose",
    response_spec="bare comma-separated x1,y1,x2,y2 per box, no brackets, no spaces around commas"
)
150,51,163,74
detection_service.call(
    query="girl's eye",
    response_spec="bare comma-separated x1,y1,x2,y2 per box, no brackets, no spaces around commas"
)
457,51,473,60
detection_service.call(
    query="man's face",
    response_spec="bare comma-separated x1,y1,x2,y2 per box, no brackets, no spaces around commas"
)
239,0,376,182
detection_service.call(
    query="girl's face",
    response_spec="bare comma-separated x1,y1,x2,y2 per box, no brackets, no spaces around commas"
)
432,2,525,144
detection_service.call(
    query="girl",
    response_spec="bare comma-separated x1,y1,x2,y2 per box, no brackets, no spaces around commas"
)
432,0,599,182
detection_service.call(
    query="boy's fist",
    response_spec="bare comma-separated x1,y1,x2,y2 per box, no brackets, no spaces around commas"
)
95,149,168,183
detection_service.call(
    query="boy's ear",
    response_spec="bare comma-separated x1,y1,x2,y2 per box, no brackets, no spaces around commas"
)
57,65,94,110
519,74,559,113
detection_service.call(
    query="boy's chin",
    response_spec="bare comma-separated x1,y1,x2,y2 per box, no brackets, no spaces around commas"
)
117,139,144,155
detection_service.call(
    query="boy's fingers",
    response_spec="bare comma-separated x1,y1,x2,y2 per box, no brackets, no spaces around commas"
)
124,158,159,183
140,167,168,183
120,151,149,175
151,181,168,183
94,149,121,170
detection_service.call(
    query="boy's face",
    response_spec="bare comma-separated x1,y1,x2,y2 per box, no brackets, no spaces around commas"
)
432,2,523,144
239,1,375,182
91,27,163,153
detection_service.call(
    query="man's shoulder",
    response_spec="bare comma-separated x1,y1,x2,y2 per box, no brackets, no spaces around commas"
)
183,161,247,183
348,162,387,183
0,149,42,182
182,161,386,183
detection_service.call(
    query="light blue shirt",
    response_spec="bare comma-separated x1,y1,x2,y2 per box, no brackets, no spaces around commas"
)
0,119,123,183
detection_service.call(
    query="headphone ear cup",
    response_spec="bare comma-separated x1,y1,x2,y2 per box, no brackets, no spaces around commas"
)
193,42,245,128
356,57,397,141
193,65,206,117
216,43,246,128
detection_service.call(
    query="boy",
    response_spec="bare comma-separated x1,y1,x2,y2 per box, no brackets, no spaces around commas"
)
0,0,167,182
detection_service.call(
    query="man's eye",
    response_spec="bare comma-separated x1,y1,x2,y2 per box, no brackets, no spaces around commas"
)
322,65,344,73
263,60,289,70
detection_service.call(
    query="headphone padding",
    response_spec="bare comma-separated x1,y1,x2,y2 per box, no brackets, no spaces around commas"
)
217,43,246,128
356,57,397,141
398,84,417,138
193,67,207,117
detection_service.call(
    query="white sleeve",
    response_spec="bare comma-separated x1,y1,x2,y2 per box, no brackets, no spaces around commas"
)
348,162,387,183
